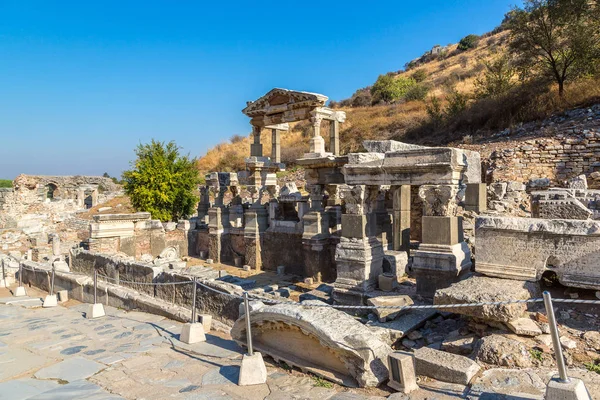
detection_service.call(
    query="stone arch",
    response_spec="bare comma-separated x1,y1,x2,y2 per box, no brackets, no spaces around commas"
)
45,183,58,200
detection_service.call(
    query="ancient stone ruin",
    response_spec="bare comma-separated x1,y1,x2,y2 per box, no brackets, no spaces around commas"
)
3,88,600,397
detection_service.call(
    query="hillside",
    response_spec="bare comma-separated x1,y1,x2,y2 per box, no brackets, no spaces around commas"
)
198,21,600,176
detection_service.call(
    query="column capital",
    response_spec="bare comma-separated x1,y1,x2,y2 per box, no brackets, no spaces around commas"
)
418,184,465,216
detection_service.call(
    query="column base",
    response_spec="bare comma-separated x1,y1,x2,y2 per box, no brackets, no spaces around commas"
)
87,303,106,319
238,352,267,386
180,322,206,344
43,295,58,308
412,242,472,298
14,286,27,297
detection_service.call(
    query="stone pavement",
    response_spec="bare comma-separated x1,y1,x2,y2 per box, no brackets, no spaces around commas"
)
1,289,598,400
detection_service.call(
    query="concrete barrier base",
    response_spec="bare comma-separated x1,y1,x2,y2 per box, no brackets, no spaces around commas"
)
14,286,27,297
180,323,206,344
43,295,57,308
87,303,106,319
546,377,591,400
238,352,267,386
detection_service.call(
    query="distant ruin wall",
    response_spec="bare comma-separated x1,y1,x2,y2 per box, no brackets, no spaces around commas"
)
484,133,600,186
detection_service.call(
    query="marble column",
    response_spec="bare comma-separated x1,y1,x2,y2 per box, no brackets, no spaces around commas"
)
250,125,263,157
330,119,340,156
392,185,411,252
308,115,326,155
271,129,281,164
412,184,471,297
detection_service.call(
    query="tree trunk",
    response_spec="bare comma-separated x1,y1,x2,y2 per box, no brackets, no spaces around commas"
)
558,80,565,97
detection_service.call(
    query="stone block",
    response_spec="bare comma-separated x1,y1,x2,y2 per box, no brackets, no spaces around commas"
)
421,216,463,246
180,322,206,344
465,183,487,212
546,377,592,400
238,300,264,318
378,273,397,292
341,214,375,239
238,352,267,386
414,347,480,385
43,294,57,308
367,295,413,322
87,303,105,319
199,314,212,332
506,318,542,336
57,290,68,302
277,265,285,275
387,351,418,394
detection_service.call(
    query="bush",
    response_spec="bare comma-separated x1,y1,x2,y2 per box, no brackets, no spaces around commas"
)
474,55,516,99
230,134,246,144
123,139,200,222
371,75,417,104
411,69,428,83
458,34,480,51
404,84,430,102
426,96,444,127
0,179,12,188
445,90,469,118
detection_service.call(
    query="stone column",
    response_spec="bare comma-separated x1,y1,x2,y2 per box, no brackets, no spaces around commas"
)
333,185,384,305
393,185,411,252
412,184,471,297
330,120,340,156
250,125,263,157
308,114,326,156
207,181,230,263
271,129,281,164
197,186,211,226
464,183,487,212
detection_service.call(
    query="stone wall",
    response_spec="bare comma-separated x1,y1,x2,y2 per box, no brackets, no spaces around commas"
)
68,251,243,324
486,132,600,187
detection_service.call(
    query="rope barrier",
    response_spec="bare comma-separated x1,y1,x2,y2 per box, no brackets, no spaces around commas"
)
12,261,600,310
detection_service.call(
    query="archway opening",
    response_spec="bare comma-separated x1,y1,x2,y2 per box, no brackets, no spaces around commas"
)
46,183,57,200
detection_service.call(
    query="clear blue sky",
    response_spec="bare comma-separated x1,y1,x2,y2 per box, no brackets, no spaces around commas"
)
0,0,518,180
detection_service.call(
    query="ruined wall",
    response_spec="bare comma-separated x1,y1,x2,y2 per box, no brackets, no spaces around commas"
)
475,216,600,290
485,133,600,186
262,231,304,274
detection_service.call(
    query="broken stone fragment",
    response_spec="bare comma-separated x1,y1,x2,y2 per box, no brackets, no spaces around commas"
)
560,335,577,349
413,347,480,385
475,334,533,368
366,295,414,322
583,331,600,351
434,276,538,323
231,300,392,388
506,318,542,337
441,330,477,355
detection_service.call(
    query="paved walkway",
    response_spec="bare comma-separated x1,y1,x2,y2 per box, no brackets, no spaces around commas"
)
1,288,598,400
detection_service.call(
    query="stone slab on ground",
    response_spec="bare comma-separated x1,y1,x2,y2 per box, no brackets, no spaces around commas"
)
467,368,546,399
0,378,59,400
26,380,125,400
434,276,539,323
0,348,53,381
34,356,106,382
413,347,480,385
366,309,437,346
507,317,543,336
366,295,413,322
475,334,533,368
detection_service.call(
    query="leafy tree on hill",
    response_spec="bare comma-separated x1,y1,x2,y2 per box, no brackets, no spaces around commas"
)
123,139,199,222
508,0,600,96
370,75,417,104
474,55,516,98
0,179,12,188
458,34,480,51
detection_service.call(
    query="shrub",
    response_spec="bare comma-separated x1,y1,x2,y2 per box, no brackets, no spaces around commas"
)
123,139,200,222
371,75,417,104
458,34,480,51
230,134,246,144
0,179,12,188
411,69,428,83
445,90,469,118
404,84,430,102
474,55,516,99
459,55,469,68
426,96,444,127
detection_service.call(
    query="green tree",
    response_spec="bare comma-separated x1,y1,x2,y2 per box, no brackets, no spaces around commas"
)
123,139,199,222
411,69,428,82
474,55,516,98
426,96,444,127
458,34,480,51
370,75,417,103
508,0,600,96
0,179,12,188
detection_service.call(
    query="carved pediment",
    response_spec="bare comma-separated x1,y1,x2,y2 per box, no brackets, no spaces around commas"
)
242,88,328,117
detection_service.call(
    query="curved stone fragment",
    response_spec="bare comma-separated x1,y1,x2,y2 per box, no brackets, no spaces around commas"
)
231,300,392,388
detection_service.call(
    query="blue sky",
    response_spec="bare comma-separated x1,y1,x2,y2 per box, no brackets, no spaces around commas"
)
0,0,517,179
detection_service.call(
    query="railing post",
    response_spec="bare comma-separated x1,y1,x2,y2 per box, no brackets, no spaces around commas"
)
2,259,6,288
50,266,56,296
94,269,98,304
191,279,198,324
19,263,23,288
543,291,569,383
243,291,253,356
